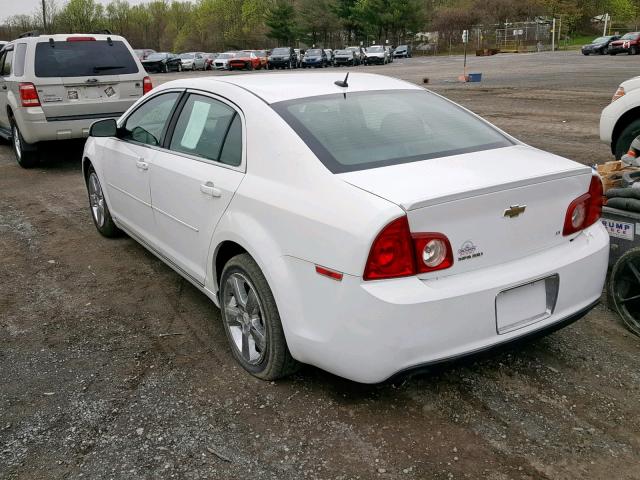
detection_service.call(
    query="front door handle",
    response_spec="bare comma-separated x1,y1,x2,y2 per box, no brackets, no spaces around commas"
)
200,181,222,198
136,159,148,171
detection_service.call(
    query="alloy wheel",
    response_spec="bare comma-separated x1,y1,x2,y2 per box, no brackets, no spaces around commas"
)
12,124,21,160
224,273,267,364
88,172,106,228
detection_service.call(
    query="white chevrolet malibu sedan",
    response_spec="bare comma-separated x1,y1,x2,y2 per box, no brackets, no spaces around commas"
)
82,73,609,383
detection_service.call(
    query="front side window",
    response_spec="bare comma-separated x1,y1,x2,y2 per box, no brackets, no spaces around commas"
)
169,94,242,166
273,90,513,173
122,92,180,146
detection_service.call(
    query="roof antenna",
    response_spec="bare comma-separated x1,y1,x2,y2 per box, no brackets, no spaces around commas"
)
334,72,349,88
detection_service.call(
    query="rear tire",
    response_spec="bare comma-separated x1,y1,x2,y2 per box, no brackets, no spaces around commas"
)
220,254,300,380
615,119,640,159
609,247,640,337
10,120,39,169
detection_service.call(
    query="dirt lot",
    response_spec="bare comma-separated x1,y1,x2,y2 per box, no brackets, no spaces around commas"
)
1,51,640,480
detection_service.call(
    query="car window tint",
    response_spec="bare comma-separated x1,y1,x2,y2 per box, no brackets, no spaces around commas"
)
169,94,237,163
123,92,180,146
219,114,242,166
273,90,513,173
13,43,27,76
34,40,139,77
1,50,13,76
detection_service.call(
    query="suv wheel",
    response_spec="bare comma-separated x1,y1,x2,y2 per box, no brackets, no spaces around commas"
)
11,120,39,168
220,253,300,380
615,119,640,159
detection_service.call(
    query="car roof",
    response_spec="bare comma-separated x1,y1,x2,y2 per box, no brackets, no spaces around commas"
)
163,73,421,104
12,33,127,44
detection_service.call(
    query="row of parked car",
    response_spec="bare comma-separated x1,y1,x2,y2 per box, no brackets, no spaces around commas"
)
134,45,413,73
581,32,640,55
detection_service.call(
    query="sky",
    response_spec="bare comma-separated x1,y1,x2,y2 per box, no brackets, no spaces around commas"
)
0,0,150,23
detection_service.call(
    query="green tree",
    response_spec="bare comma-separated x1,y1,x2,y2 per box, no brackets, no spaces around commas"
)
265,1,298,44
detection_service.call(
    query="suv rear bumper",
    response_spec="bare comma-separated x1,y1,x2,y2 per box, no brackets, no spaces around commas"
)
14,108,123,144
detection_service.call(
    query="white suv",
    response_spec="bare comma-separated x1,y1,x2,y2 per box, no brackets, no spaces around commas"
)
600,75,640,158
0,33,151,168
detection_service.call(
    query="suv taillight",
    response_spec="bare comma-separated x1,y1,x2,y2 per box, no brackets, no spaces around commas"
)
19,83,41,107
563,175,603,236
143,76,153,94
363,216,453,281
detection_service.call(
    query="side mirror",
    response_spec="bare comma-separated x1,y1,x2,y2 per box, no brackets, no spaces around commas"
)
90,118,117,137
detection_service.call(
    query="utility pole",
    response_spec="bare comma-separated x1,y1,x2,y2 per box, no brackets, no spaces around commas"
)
551,18,556,52
603,13,609,37
462,29,469,79
42,0,47,33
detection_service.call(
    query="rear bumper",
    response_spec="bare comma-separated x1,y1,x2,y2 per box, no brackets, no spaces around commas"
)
14,107,125,143
279,223,609,383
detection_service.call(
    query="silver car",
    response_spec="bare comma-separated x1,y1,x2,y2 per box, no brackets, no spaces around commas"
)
179,52,206,71
0,33,149,168
213,52,236,70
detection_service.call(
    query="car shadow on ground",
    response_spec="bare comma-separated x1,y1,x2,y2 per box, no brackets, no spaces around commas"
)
32,140,86,172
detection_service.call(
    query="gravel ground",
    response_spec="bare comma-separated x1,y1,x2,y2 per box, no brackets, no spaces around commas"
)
1,51,639,480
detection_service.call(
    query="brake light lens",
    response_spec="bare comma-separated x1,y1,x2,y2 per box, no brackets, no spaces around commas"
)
563,176,603,236
143,76,153,94
67,36,96,42
364,216,416,280
19,83,41,107
364,216,453,280
612,86,625,102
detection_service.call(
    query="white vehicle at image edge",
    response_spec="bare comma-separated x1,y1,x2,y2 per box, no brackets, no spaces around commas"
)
600,75,640,158
82,73,609,383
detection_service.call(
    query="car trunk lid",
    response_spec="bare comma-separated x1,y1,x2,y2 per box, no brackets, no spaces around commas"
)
339,145,592,277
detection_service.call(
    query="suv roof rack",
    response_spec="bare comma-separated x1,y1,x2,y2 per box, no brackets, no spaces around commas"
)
18,31,40,38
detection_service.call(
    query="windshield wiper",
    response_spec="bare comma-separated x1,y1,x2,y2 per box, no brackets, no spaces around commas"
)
93,65,124,71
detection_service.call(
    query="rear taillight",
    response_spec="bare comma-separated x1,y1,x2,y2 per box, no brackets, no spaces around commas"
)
143,76,153,94
19,83,41,107
67,36,96,42
363,216,453,281
412,233,454,274
563,175,603,236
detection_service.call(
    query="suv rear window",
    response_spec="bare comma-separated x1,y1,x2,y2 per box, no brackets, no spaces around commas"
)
35,40,139,77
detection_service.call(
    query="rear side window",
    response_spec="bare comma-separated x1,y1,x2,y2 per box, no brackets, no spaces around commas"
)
13,43,27,76
169,94,241,166
1,50,13,76
123,92,180,146
35,40,139,77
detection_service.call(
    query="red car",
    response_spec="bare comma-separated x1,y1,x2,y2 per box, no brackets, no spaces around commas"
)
609,32,640,55
229,51,263,70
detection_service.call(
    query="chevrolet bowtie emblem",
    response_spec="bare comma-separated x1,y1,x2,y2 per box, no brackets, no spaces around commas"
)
504,205,526,218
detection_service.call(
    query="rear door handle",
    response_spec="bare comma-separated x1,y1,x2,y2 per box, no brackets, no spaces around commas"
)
200,181,222,198
135,159,148,171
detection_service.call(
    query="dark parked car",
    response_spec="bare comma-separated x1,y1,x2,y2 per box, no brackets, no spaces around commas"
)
609,32,640,55
142,52,182,73
581,35,620,55
268,47,298,69
334,49,358,66
301,48,328,68
393,44,412,58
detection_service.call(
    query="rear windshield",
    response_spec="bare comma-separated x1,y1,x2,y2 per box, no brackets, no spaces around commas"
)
272,48,289,55
35,40,139,77
272,90,513,173
306,49,322,56
621,33,639,40
368,46,384,52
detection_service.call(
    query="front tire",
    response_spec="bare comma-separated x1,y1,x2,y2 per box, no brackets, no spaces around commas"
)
615,119,640,159
11,120,39,168
86,166,120,238
220,254,299,380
